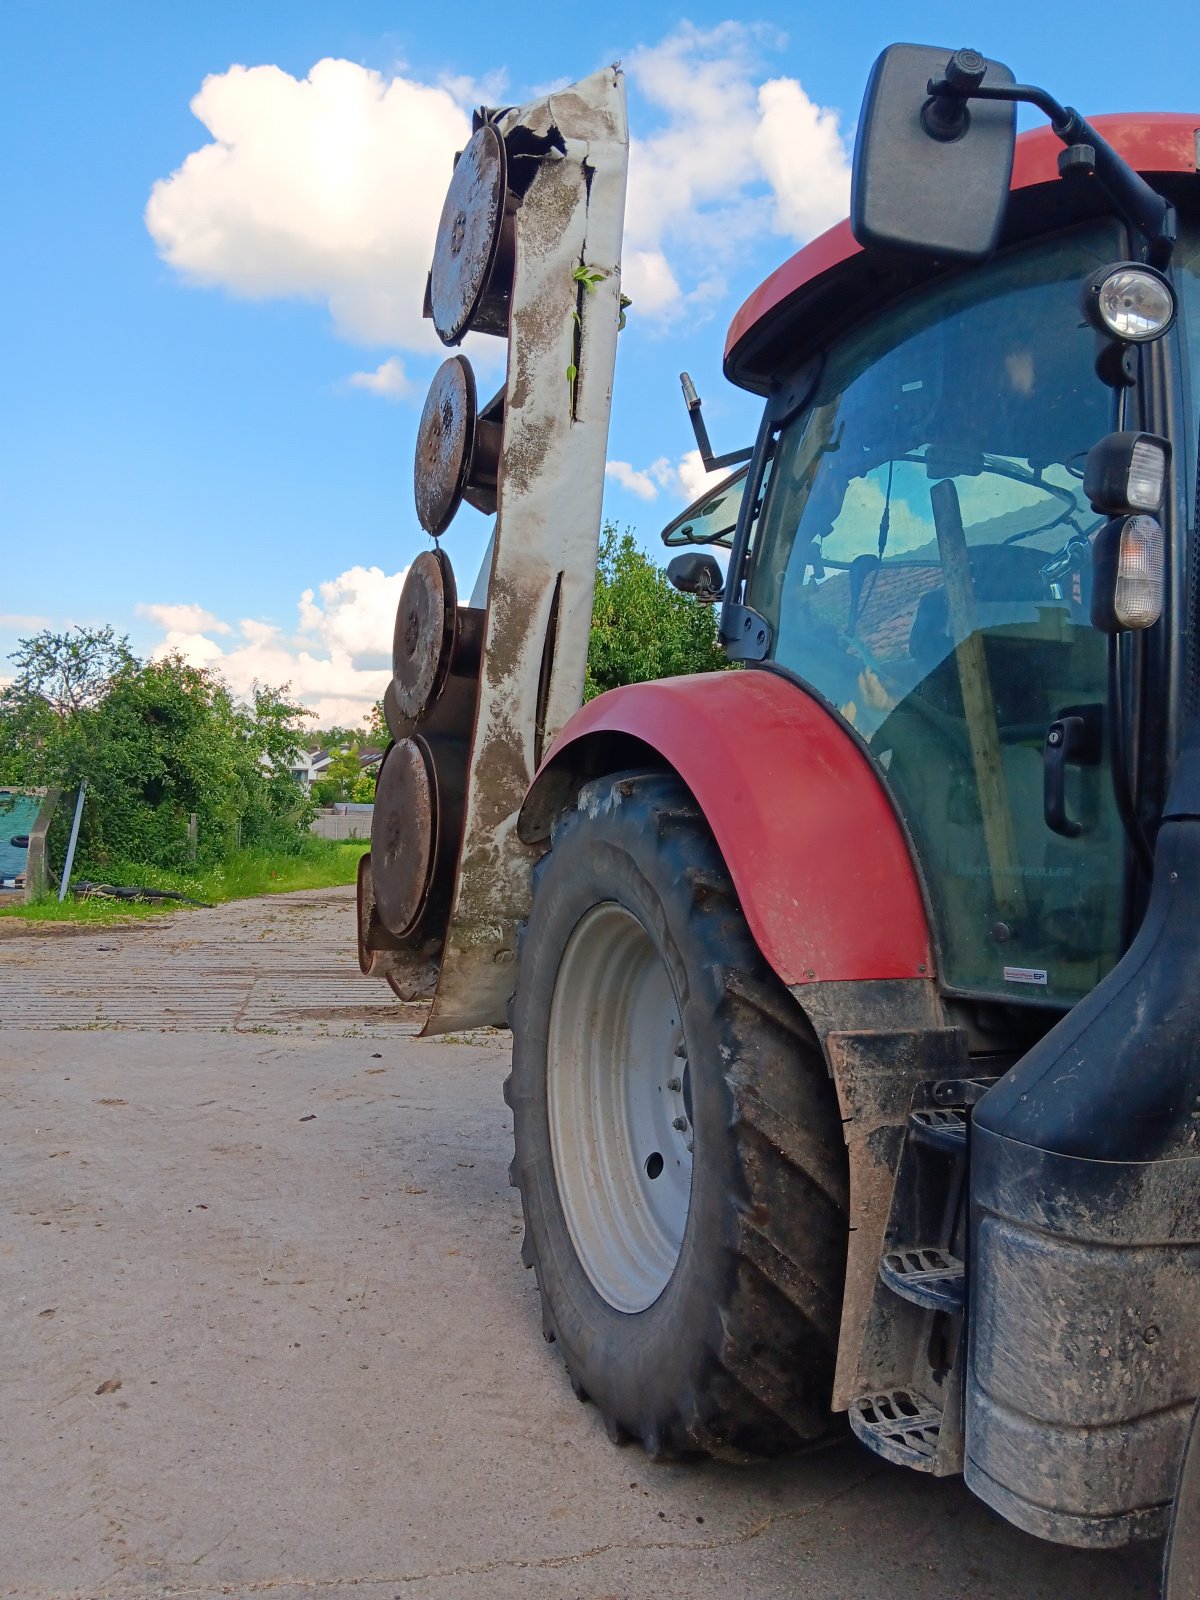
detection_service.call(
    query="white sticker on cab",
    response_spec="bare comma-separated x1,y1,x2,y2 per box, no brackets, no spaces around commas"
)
1003,966,1048,986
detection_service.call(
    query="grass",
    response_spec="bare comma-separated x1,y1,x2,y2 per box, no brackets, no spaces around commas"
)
0,838,369,923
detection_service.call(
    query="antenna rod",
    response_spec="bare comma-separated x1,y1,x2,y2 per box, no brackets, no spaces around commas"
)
679,373,753,473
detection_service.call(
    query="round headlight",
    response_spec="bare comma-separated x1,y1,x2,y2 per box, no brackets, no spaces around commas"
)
1084,263,1177,342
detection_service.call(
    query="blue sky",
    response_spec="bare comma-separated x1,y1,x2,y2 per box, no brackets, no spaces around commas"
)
3,1,1195,722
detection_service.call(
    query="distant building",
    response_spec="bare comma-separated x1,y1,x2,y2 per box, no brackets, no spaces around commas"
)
290,749,333,788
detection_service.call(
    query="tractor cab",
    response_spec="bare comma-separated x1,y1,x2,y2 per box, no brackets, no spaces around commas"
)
692,107,1200,1021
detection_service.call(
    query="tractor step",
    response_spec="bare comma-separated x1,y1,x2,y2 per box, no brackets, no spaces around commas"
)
879,1245,966,1312
848,1389,943,1470
908,1105,967,1154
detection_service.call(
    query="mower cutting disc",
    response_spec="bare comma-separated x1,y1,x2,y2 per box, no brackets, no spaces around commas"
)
370,737,437,937
414,355,477,537
382,678,416,745
356,851,379,975
429,122,508,345
392,548,457,720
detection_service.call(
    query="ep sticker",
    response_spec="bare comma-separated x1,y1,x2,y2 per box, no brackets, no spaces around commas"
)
1003,965,1048,986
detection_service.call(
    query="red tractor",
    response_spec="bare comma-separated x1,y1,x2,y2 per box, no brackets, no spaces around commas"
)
360,48,1200,1591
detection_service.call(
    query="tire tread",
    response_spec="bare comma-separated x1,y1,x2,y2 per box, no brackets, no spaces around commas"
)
509,770,849,1459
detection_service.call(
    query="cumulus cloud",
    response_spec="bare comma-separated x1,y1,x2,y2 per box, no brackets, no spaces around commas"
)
623,23,851,323
620,249,683,320
140,563,410,726
753,76,851,242
146,30,851,349
675,448,728,504
347,356,413,400
606,449,726,506
436,66,511,108
605,460,661,501
0,613,51,631
135,601,232,635
146,58,470,350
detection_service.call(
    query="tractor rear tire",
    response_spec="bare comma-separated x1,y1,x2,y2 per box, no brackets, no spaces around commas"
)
505,771,850,1459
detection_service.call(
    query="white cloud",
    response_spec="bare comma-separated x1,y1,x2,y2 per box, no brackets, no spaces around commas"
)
675,448,728,504
754,77,853,241
605,460,660,501
145,58,471,350
140,562,410,726
347,356,413,400
620,249,682,320
146,32,851,347
622,23,851,324
605,449,726,506
135,601,232,636
0,613,51,631
437,67,511,108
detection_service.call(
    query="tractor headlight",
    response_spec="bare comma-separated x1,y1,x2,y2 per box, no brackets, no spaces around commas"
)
1083,431,1171,514
1091,514,1165,633
1083,263,1176,342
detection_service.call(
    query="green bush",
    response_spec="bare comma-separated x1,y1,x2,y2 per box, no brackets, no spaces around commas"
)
0,628,316,879
585,524,729,700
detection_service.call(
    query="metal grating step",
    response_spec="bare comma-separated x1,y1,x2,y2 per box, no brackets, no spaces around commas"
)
879,1244,965,1312
849,1389,942,1471
908,1105,967,1154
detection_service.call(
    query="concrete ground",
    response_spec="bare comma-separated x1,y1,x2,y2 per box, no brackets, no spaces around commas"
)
0,889,1163,1600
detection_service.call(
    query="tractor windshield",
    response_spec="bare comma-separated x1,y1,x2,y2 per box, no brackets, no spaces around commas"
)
745,221,1127,1005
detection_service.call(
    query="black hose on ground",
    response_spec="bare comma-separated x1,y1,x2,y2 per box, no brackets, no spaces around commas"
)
71,879,213,909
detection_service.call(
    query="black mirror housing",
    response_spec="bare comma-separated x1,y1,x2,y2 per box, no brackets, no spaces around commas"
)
667,552,724,602
851,44,1017,261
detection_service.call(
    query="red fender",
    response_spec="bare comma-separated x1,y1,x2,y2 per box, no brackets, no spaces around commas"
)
520,670,934,987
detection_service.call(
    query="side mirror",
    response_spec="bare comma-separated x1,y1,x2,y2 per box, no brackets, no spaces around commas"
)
667,552,724,602
851,44,1017,261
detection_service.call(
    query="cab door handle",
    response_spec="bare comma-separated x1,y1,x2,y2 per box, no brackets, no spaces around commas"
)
1043,706,1103,838
1044,716,1086,837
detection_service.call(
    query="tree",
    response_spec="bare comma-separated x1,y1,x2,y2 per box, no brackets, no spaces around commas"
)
311,743,363,806
0,625,137,789
7,625,135,720
309,722,368,752
584,524,729,700
351,769,377,803
366,698,389,748
0,631,317,877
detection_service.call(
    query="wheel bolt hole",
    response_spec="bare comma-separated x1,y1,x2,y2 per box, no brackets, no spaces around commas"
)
644,1151,664,1180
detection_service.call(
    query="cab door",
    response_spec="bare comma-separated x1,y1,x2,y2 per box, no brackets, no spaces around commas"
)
741,221,1129,1005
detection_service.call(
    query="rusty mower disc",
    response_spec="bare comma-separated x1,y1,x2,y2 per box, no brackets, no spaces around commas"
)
382,679,416,745
429,122,509,345
356,851,378,974
414,355,478,537
370,737,438,937
392,548,457,720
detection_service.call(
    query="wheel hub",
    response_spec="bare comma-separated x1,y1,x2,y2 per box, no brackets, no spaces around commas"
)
546,903,694,1313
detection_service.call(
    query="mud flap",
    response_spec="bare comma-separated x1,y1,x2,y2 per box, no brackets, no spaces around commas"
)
1164,1399,1200,1599
965,809,1200,1547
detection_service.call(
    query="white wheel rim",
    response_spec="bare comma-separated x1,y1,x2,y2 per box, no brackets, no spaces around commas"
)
546,903,694,1313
